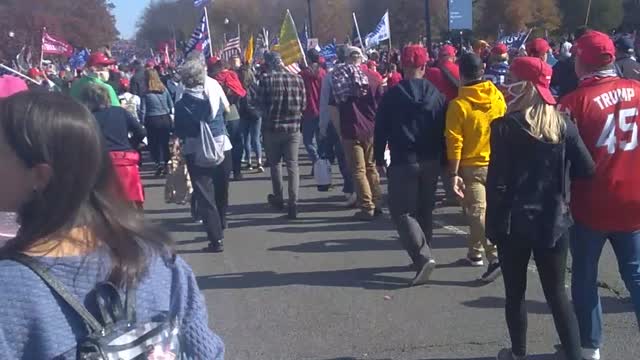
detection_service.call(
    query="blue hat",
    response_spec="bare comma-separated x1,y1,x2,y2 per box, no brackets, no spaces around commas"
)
615,36,635,53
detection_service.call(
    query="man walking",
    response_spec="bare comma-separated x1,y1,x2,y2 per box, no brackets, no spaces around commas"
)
332,47,383,221
255,52,306,219
559,31,640,360
375,45,447,285
300,49,327,173
446,53,506,282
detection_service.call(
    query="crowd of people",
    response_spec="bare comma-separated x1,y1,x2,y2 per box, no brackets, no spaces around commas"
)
0,23,639,359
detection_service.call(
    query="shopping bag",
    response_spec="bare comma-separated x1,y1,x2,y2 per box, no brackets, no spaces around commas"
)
314,159,332,192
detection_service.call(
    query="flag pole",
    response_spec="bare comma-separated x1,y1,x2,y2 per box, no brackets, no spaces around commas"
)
40,27,45,69
585,0,592,26
352,12,365,53
386,10,392,51
203,6,213,59
0,63,41,85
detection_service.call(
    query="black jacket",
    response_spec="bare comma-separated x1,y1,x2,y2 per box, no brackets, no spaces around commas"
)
551,57,579,99
93,107,146,152
486,112,595,248
374,78,447,166
615,55,640,81
129,66,148,97
174,93,227,140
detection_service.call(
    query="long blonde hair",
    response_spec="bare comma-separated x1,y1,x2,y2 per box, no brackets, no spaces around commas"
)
508,82,565,143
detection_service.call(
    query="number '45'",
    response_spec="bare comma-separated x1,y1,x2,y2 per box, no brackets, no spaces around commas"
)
596,108,639,154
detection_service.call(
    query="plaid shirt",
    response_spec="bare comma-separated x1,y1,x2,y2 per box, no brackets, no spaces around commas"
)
331,63,369,104
256,69,306,133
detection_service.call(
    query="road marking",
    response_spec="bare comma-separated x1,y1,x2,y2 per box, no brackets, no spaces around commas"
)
434,220,468,235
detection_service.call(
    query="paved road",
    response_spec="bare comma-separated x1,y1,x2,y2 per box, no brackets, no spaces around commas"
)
143,158,639,360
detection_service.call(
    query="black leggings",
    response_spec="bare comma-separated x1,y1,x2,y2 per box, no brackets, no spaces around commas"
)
145,115,172,167
498,233,581,360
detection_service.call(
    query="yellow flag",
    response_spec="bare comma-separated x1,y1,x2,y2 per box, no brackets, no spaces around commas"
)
278,10,305,66
245,34,254,63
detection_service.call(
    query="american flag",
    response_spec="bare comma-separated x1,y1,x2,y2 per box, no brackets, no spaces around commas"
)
221,36,241,61
185,12,211,57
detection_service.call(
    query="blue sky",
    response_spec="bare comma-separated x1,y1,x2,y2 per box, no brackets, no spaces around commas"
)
112,0,152,39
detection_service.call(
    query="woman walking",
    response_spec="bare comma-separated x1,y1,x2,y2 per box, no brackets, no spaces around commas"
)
0,92,224,359
79,83,147,208
141,69,174,176
175,54,232,253
486,57,595,360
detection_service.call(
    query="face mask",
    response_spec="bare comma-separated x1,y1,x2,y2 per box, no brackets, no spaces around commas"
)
95,71,110,82
504,80,527,107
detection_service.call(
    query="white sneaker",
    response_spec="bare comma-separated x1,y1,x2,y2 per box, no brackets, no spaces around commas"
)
344,193,357,208
582,348,600,360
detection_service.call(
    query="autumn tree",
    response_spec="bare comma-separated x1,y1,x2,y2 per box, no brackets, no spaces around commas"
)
558,0,623,32
0,0,118,62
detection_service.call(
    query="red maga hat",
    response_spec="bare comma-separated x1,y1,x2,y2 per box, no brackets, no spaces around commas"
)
510,57,555,105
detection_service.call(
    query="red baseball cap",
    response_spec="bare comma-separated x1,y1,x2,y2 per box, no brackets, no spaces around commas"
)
510,57,555,105
491,43,508,56
526,38,551,57
572,31,615,67
440,44,457,57
402,45,429,68
119,78,130,89
88,52,116,67
27,68,43,78
367,60,378,68
207,56,221,67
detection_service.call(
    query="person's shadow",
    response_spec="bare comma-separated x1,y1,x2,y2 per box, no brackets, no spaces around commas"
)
196,265,413,291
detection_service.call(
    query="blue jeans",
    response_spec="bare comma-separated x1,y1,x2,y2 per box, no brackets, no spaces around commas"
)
242,117,262,164
320,123,354,194
570,222,640,350
302,117,320,163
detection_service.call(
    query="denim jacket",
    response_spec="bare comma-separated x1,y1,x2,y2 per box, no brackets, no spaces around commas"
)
174,92,227,140
140,90,173,120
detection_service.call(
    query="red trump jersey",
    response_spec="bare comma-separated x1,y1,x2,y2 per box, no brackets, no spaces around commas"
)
559,77,640,232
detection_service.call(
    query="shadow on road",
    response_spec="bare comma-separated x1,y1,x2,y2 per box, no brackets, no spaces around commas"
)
462,295,633,314
423,355,556,360
196,265,412,290
269,238,400,253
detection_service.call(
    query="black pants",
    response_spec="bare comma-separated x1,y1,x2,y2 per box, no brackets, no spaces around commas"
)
226,120,244,177
145,114,172,167
186,151,232,244
498,233,582,360
387,161,440,265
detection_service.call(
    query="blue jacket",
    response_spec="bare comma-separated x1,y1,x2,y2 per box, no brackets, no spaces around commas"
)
174,92,227,140
140,90,173,120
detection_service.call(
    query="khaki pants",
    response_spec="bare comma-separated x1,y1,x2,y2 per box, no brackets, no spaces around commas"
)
460,166,498,262
343,138,381,213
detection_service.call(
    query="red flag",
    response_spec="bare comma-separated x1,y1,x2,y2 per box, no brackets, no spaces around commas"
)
42,31,73,57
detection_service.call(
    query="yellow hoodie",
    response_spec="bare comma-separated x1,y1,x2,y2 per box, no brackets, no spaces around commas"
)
445,81,506,167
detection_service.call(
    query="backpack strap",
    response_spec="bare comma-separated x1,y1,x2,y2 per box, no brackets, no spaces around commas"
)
438,65,461,89
10,254,104,333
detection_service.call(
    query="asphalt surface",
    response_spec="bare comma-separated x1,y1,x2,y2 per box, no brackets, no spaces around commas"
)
133,157,637,359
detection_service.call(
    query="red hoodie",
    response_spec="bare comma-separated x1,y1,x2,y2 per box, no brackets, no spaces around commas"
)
214,70,247,98
300,65,327,119
425,61,460,102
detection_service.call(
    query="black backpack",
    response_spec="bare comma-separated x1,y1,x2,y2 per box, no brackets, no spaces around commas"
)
12,254,183,360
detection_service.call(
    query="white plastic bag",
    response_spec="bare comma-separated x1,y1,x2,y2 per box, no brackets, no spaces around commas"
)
195,121,225,168
314,159,332,192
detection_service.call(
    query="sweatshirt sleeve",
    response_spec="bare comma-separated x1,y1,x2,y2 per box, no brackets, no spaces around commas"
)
374,91,392,166
173,257,225,360
486,119,511,243
445,100,466,161
565,118,595,179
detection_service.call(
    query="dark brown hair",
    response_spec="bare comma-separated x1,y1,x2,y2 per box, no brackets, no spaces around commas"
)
0,92,173,286
146,69,166,93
